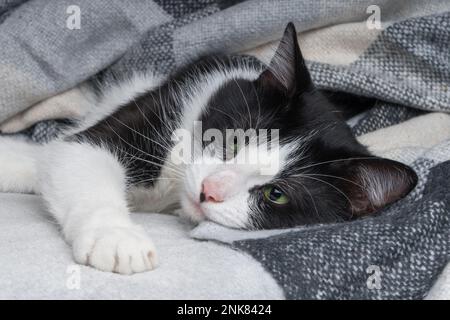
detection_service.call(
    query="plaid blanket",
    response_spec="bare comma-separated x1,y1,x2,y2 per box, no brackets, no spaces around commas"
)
0,0,449,299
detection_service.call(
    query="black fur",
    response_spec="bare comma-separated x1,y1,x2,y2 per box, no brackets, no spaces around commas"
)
76,23,418,229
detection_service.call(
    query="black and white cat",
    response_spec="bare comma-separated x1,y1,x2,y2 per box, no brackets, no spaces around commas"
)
0,23,417,274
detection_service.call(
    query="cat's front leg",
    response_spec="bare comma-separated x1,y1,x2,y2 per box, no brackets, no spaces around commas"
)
39,141,157,274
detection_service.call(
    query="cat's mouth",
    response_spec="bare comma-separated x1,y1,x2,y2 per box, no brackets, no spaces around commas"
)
185,195,207,221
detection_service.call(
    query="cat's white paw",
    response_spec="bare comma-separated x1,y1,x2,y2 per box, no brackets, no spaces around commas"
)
72,226,158,275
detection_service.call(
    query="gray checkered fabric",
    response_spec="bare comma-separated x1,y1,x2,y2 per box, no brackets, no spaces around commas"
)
310,12,450,112
234,157,450,299
97,2,222,81
351,102,425,137
0,1,449,299
239,12,449,299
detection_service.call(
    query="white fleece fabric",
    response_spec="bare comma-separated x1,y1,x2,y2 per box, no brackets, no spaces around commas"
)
0,193,283,299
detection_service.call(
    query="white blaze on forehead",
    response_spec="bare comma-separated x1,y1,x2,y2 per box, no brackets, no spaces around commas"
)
243,137,309,176
178,60,262,134
186,130,311,183
228,136,282,176
203,136,303,182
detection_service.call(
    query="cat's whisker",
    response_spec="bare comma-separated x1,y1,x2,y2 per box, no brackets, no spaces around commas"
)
110,115,175,155
131,98,174,149
296,156,378,172
124,153,183,177
125,152,184,178
105,121,185,174
137,177,182,184
254,85,262,129
127,168,182,180
295,173,364,189
114,142,184,178
147,92,179,135
209,106,240,124
298,174,355,212
233,78,253,129
298,182,320,221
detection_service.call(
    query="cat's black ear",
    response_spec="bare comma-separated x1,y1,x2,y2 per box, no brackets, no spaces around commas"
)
340,158,417,217
257,22,312,97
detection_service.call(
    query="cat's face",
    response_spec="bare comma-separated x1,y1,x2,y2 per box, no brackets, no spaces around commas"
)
178,23,417,229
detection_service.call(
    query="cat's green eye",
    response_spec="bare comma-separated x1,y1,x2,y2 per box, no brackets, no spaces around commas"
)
263,186,289,205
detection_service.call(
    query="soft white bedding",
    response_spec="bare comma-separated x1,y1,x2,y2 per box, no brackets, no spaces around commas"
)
0,193,282,299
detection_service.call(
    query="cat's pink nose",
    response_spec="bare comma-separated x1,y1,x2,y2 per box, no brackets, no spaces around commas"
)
200,170,238,203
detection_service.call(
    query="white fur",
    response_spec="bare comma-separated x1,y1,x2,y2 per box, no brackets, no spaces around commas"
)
0,63,288,273
178,61,262,133
0,136,40,193
0,72,166,275
0,135,157,274
180,138,297,229
39,141,157,274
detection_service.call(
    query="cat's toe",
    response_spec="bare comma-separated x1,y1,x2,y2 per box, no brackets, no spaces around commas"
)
72,226,158,275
